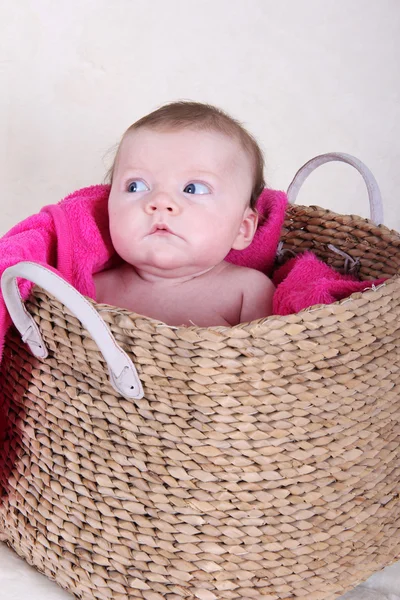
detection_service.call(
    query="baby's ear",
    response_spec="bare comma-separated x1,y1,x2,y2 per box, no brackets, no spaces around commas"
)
231,208,258,250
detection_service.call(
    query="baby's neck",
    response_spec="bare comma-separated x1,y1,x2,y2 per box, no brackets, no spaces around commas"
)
130,263,223,286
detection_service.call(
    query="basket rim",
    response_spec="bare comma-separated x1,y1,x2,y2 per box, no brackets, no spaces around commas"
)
285,202,400,240
31,274,400,335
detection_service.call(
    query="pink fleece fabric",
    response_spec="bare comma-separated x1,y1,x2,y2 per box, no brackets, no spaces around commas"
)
273,251,385,315
0,185,287,363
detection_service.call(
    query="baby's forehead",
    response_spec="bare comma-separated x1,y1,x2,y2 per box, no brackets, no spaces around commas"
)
122,125,240,147
119,126,252,170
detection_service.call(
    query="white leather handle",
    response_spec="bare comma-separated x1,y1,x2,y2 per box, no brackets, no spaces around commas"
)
1,262,144,400
287,152,384,225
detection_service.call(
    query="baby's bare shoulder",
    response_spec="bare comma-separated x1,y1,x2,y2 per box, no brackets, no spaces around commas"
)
223,262,273,287
227,265,275,322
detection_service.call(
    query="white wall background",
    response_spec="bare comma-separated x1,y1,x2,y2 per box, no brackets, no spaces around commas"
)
1,0,399,236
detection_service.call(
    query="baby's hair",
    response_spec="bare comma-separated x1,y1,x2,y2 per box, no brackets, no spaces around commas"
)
107,101,266,210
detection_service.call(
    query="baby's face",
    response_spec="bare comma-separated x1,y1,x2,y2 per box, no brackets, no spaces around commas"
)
108,127,257,278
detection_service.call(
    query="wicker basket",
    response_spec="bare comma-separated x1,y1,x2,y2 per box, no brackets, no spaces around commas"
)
0,154,399,600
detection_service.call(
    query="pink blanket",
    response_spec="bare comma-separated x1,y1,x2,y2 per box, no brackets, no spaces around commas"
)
0,184,384,365
273,251,385,315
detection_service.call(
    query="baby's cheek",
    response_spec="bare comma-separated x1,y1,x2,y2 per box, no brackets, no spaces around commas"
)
198,232,233,263
109,210,134,255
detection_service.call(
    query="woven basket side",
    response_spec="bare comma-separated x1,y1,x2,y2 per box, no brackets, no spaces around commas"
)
1,275,400,600
282,205,400,279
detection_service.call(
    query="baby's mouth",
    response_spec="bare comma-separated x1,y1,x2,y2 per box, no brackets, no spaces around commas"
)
149,224,175,236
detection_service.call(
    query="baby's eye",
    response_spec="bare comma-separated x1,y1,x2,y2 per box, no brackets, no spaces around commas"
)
183,182,210,195
127,180,149,193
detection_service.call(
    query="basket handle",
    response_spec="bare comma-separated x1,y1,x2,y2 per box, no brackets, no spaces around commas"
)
287,152,384,225
1,261,144,400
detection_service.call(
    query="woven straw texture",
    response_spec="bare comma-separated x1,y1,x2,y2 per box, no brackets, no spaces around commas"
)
1,203,400,600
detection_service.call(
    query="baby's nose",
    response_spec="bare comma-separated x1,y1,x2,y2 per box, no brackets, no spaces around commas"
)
144,192,180,215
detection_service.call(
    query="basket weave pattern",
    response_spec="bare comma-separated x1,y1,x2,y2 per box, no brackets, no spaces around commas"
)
1,204,400,600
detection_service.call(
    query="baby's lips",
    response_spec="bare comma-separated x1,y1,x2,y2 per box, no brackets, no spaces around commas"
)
148,223,184,239
149,223,173,235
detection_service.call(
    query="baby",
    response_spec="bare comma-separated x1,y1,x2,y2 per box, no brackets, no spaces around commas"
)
94,101,275,327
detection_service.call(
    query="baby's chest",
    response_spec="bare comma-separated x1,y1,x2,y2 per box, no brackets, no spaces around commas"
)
125,280,242,327
95,267,244,326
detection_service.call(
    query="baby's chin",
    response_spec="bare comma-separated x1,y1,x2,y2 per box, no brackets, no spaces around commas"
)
116,243,226,278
